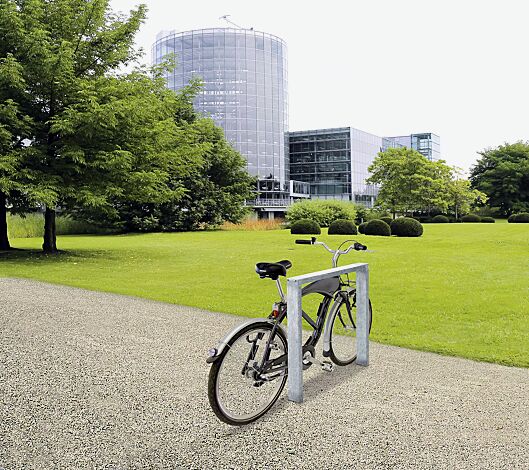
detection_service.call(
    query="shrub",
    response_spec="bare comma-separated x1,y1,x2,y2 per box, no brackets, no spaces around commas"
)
328,219,357,235
480,217,495,223
364,219,391,236
358,222,367,234
390,217,423,237
7,213,107,239
513,212,529,223
508,214,517,223
431,215,449,223
290,218,321,235
461,214,481,223
286,200,356,227
380,216,393,225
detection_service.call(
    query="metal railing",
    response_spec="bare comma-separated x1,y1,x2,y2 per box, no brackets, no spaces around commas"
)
246,198,293,207
286,263,370,403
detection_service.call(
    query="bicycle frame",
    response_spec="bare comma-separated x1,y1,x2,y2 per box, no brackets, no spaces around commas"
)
207,238,365,374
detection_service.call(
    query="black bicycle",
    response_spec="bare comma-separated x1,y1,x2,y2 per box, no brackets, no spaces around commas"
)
206,237,373,425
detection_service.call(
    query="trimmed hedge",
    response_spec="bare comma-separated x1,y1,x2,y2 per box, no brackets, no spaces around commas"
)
380,216,393,225
510,212,529,223
328,219,357,235
390,217,423,237
508,214,517,223
290,219,321,235
481,217,495,223
358,222,367,234
364,219,391,236
431,215,449,223
461,214,481,223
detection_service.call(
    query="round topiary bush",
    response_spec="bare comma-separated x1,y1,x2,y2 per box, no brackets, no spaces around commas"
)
380,216,393,225
431,215,449,223
358,222,367,234
290,218,321,235
513,212,529,223
461,214,481,223
364,219,391,236
480,216,495,223
390,217,423,237
328,219,357,235
508,214,517,223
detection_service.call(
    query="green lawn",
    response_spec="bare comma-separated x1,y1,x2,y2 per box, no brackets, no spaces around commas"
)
1,224,528,367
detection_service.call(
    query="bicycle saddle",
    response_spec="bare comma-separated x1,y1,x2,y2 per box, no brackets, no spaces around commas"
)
255,260,292,280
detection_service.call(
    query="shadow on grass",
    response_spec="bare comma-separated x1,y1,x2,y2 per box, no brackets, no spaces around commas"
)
0,247,110,264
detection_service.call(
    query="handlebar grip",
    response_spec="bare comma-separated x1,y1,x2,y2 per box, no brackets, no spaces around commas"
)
354,242,367,251
295,239,312,245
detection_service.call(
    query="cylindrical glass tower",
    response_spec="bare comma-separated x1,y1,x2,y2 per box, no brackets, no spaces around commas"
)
153,28,289,193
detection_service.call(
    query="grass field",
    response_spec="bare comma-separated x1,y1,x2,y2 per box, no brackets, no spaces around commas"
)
1,224,528,367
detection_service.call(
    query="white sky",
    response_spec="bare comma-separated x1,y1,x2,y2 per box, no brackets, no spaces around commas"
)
110,0,529,171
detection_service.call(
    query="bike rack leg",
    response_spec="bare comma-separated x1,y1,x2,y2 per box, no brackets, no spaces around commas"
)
356,265,369,366
287,279,303,403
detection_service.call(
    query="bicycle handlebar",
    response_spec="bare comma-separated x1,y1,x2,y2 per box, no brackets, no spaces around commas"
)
295,239,313,245
295,237,367,252
295,237,368,267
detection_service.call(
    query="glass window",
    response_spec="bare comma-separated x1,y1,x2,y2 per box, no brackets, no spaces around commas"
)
225,34,236,47
214,33,224,48
183,35,193,49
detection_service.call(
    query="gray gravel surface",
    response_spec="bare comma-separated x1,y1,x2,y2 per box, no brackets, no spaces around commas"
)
1,278,528,469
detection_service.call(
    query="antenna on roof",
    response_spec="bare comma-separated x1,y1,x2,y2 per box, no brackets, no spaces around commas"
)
219,15,250,30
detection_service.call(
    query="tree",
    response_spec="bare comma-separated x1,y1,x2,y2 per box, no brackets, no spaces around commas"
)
367,147,452,217
470,142,529,216
0,47,32,249
0,0,150,252
448,176,487,220
78,83,255,232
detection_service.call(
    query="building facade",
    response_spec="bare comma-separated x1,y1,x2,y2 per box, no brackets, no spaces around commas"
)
152,28,290,199
386,133,441,161
152,28,440,211
289,127,404,207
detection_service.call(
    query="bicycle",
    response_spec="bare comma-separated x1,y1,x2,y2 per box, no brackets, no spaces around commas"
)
206,237,373,426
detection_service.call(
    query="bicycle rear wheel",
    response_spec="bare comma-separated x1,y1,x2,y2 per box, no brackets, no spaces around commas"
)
208,322,287,426
328,291,372,366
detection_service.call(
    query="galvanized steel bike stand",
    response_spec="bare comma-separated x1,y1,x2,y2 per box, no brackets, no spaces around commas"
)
286,263,370,403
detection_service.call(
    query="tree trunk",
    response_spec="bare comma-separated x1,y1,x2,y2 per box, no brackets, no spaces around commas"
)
0,191,10,250
42,207,58,253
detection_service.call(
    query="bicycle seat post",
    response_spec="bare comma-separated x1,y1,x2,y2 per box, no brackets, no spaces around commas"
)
275,278,285,302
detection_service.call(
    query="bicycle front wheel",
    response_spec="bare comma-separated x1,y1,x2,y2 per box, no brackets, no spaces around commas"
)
208,322,287,426
328,291,372,366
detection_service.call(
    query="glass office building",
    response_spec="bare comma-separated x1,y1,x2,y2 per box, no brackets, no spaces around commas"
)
152,28,289,197
289,127,402,207
386,133,441,161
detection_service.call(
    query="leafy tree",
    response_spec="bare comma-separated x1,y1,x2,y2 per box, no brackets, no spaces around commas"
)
367,147,452,217
77,82,254,232
470,142,529,216
448,172,487,220
0,0,150,252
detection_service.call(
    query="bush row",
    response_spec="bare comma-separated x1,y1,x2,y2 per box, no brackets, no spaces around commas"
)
508,213,529,223
293,217,424,237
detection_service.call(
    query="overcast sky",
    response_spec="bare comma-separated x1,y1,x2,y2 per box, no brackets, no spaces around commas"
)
110,0,529,171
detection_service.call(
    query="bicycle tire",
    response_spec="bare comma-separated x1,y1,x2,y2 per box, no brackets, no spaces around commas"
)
328,290,372,366
208,321,288,426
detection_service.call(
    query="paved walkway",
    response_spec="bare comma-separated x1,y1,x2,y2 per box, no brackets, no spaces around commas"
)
0,278,528,469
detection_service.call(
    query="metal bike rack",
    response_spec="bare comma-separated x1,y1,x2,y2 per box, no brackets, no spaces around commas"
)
286,263,369,403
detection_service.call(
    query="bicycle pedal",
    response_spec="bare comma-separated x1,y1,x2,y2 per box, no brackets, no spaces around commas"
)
321,361,334,372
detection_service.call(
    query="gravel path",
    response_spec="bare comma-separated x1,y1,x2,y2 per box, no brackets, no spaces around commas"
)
1,278,528,469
